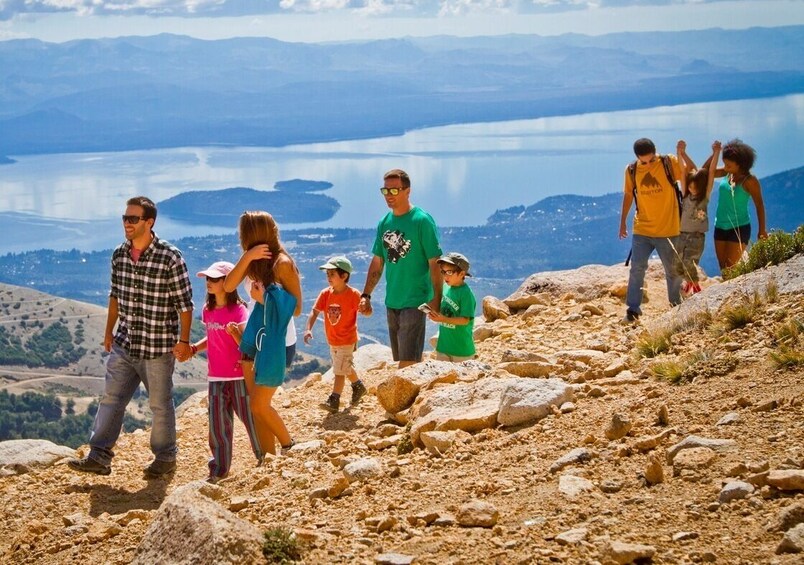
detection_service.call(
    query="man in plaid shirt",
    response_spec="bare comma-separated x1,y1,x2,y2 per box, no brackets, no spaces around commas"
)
68,196,194,477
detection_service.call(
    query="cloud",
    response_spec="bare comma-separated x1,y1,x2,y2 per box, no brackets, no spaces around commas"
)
0,0,741,21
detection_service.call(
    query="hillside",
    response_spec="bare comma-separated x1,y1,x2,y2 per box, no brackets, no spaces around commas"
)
0,256,802,563
0,281,209,426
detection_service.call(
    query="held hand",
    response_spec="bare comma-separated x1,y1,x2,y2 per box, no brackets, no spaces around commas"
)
676,139,686,153
173,342,192,362
358,297,373,315
303,330,313,345
712,140,722,152
428,311,444,323
225,322,240,338
244,244,272,263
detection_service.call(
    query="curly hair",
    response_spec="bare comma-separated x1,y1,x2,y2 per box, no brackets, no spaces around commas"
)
722,138,756,174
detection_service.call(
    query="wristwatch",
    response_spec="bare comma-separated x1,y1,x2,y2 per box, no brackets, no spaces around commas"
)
361,293,371,300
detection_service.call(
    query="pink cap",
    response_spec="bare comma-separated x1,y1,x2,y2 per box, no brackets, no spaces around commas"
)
196,261,234,278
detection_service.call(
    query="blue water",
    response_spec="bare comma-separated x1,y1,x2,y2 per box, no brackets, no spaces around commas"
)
1,94,802,254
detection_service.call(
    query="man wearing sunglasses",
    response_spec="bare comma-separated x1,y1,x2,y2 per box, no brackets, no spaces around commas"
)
68,196,194,478
359,169,442,368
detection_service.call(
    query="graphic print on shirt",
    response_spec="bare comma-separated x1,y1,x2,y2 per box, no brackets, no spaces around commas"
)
327,303,342,326
382,230,411,264
640,172,663,195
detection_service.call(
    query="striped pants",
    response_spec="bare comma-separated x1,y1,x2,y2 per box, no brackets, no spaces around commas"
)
208,379,262,478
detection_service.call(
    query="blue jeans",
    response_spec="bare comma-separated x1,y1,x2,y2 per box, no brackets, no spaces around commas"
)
626,234,683,315
88,342,177,466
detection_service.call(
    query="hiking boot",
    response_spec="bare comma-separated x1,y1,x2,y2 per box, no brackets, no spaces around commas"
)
622,310,640,324
143,459,176,478
319,394,340,413
67,456,111,476
350,381,367,405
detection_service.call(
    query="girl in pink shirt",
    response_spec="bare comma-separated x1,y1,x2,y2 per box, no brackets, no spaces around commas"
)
189,261,262,483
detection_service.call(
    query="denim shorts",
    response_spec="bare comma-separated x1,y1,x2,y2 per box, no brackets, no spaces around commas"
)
714,224,751,243
386,307,426,362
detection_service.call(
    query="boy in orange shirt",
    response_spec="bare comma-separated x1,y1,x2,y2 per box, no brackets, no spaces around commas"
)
304,256,369,413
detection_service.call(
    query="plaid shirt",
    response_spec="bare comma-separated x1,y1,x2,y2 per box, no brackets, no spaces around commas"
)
110,232,193,359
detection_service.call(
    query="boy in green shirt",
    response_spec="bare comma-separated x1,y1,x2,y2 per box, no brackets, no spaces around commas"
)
426,252,476,361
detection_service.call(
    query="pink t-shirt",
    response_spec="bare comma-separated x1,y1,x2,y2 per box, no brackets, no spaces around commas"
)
203,303,248,380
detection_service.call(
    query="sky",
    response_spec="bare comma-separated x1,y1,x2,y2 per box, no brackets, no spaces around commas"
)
0,0,802,43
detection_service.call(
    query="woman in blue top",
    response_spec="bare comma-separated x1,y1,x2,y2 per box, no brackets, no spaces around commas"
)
705,139,768,272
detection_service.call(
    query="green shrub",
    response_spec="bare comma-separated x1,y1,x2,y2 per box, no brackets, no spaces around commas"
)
650,360,685,383
770,346,804,369
723,225,804,280
262,527,303,564
635,330,672,359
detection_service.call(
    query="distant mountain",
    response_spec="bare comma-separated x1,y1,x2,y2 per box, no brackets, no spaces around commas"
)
0,27,802,156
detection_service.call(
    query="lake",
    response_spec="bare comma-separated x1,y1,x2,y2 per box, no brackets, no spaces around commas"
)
1,94,802,255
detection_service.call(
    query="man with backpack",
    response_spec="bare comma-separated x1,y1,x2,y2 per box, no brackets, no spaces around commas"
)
618,138,684,323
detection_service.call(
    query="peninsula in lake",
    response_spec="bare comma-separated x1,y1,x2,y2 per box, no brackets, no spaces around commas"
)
158,181,339,226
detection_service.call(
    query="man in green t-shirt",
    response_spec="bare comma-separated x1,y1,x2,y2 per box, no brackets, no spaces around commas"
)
359,169,442,368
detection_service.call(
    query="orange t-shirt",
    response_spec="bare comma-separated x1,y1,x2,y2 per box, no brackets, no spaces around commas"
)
624,154,682,238
313,286,361,346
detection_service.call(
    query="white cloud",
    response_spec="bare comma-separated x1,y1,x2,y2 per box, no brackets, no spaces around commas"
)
0,0,742,20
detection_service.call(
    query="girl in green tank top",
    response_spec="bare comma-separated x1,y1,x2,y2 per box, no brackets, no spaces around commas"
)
709,139,768,272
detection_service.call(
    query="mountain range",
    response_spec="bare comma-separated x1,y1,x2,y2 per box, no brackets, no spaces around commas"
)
1,27,803,158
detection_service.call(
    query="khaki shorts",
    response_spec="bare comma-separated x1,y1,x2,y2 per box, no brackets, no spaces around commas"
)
330,344,357,375
435,351,476,363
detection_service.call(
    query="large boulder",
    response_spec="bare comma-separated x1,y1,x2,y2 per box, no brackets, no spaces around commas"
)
133,482,264,565
497,378,574,426
0,439,75,475
376,360,490,414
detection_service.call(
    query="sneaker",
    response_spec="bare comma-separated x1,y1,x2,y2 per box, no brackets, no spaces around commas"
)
622,310,640,324
67,456,111,476
143,459,176,478
280,439,296,455
319,394,340,413
681,281,691,297
350,381,367,405
691,282,702,294
206,474,227,484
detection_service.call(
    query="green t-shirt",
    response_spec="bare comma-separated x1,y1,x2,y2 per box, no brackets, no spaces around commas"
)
436,282,476,357
372,207,442,309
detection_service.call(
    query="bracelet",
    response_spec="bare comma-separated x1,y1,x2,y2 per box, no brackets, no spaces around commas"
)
361,293,371,300
179,339,189,344
190,344,198,356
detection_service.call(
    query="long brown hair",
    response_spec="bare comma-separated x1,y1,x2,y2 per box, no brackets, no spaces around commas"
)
238,211,293,285
686,168,709,202
205,289,245,312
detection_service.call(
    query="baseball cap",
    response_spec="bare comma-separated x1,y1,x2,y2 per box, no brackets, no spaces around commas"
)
318,255,353,274
196,261,235,279
438,252,472,276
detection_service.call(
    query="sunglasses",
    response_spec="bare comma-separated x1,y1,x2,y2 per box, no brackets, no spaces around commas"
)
122,215,148,224
440,269,457,276
380,187,406,196
206,276,225,282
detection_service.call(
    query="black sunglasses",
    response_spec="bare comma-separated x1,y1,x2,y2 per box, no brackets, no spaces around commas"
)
122,215,148,224
206,276,225,282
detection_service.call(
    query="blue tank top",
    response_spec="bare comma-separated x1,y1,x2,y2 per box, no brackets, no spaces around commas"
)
714,176,751,230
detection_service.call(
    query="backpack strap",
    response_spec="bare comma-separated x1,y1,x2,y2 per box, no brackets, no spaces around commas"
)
659,155,683,219
628,160,639,214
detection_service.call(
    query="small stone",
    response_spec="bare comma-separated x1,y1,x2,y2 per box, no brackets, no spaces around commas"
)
607,540,656,564
456,500,499,528
767,470,804,491
555,527,588,545
644,453,664,486
716,412,741,426
719,481,754,503
657,404,670,426
776,523,804,554
605,413,633,441
600,480,623,493
672,531,699,542
375,553,415,565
